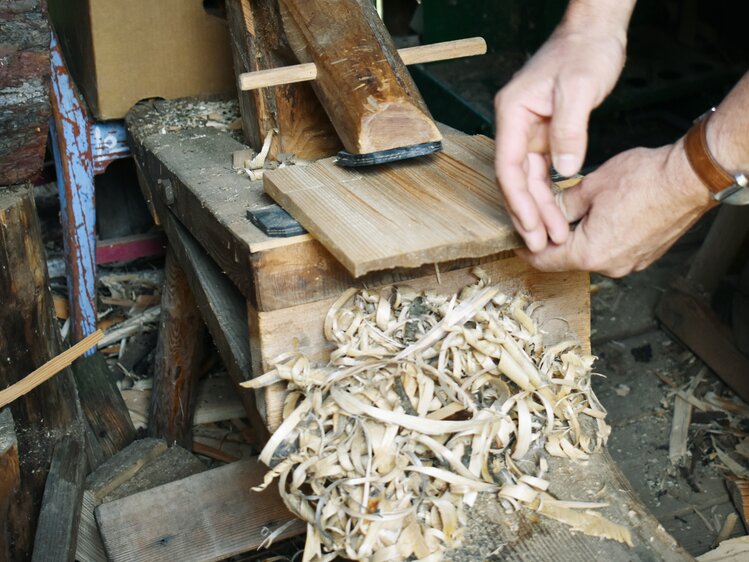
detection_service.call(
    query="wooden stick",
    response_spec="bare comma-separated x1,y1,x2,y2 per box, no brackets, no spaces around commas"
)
0,330,103,409
238,37,486,91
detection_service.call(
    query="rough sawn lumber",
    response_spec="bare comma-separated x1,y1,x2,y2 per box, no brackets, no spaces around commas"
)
263,134,519,276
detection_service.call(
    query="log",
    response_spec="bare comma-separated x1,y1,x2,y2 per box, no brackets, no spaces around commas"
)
31,435,87,562
0,186,84,559
148,247,206,447
0,0,51,185
225,0,340,160
0,409,19,561
278,0,441,154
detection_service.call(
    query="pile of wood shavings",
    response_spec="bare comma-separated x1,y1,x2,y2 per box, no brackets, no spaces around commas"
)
245,269,632,561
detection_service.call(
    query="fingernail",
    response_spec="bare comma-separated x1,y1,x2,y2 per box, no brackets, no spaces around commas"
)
553,153,581,177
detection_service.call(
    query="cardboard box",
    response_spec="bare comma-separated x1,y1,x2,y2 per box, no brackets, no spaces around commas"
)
49,0,235,120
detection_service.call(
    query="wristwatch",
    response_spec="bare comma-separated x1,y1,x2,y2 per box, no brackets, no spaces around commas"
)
684,108,749,205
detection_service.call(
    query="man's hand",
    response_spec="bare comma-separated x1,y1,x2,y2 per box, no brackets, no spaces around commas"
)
518,142,715,277
494,1,635,252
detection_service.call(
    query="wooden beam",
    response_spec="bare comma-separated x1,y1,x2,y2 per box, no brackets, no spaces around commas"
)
263,134,519,277
31,435,87,562
96,459,305,562
0,409,19,561
0,0,50,185
225,0,340,160
0,186,84,559
149,247,206,447
70,352,135,468
250,256,590,431
278,0,441,154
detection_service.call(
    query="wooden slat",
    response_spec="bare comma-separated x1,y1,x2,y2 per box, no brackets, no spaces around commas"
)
32,435,87,562
149,247,206,447
264,134,520,276
225,0,340,160
96,459,305,562
278,0,440,155
250,256,590,431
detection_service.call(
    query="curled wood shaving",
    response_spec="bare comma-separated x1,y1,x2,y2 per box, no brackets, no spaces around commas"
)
245,270,628,560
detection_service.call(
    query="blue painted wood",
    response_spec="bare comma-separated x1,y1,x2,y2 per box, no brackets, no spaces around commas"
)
49,33,98,347
91,121,130,174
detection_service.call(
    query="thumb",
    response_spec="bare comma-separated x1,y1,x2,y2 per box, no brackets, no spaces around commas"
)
555,183,592,223
550,76,597,176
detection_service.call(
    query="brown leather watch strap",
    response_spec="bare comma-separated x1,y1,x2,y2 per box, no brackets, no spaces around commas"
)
684,111,735,195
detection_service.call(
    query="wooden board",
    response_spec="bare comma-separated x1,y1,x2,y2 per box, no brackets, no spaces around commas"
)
250,256,590,431
96,459,305,562
264,134,520,276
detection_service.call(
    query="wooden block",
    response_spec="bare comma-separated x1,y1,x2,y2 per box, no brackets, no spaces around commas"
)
149,247,206,447
668,395,692,467
0,0,51,185
96,459,305,562
697,535,749,561
32,435,87,562
278,0,440,155
0,409,19,561
250,255,590,431
225,0,340,160
264,134,519,276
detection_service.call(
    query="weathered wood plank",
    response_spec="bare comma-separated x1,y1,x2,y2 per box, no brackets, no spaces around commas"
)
96,459,305,562
149,247,206,447
263,134,519,276
278,0,440,155
0,0,50,185
70,352,135,468
250,256,590,431
0,186,84,559
0,409,19,561
225,0,339,160
31,435,87,562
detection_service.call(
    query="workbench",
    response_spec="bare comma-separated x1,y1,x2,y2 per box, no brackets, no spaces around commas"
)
126,97,694,561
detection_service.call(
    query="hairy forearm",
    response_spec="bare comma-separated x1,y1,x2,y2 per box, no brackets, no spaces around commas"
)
707,71,749,174
561,0,637,43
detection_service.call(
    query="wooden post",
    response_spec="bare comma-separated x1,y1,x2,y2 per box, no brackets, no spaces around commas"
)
0,186,84,559
0,410,19,561
225,0,340,160
278,0,441,155
149,247,206,447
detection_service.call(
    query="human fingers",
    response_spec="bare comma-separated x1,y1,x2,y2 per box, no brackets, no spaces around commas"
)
526,152,569,245
494,95,545,236
549,76,599,177
554,180,593,224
